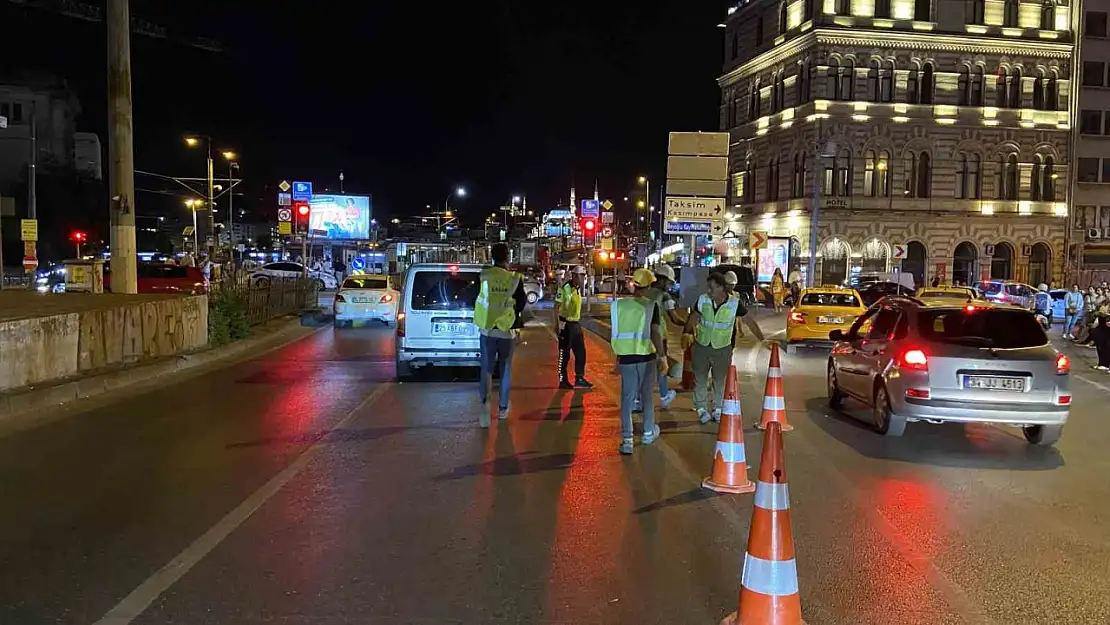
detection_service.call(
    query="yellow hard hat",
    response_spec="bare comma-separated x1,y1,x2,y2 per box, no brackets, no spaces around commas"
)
632,267,656,287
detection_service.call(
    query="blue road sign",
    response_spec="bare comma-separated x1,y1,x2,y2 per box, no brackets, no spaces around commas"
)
292,181,313,201
663,220,713,235
350,256,366,271
580,199,600,219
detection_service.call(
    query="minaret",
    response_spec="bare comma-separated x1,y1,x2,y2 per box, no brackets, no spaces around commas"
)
570,185,577,215
593,179,599,201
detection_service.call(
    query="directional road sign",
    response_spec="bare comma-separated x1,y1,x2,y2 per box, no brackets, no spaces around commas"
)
750,231,769,250
292,181,312,201
581,199,600,219
664,220,713,235
892,244,907,260
664,197,725,222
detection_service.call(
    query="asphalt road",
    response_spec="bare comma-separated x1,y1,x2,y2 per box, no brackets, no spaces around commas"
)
2,313,1109,624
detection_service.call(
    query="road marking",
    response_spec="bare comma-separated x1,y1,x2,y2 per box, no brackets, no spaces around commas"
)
92,383,390,625
1075,372,1110,392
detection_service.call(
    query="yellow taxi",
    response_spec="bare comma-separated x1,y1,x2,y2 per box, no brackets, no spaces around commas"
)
915,285,978,303
785,286,866,353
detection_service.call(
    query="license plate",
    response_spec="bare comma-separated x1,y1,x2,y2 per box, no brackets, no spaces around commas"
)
352,297,372,304
433,322,473,336
817,316,843,324
964,376,1025,392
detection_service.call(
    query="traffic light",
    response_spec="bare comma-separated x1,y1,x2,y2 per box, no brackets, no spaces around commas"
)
581,218,597,247
295,202,310,219
294,201,310,233
70,231,87,243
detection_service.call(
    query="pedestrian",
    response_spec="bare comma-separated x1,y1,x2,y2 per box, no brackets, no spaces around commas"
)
198,253,213,285
611,267,668,455
723,270,739,300
1092,303,1110,371
1064,284,1084,339
931,276,941,288
771,268,786,313
641,264,683,410
683,272,769,424
474,243,527,427
555,266,593,389
181,251,196,268
1038,281,1049,293
332,256,347,285
788,266,803,304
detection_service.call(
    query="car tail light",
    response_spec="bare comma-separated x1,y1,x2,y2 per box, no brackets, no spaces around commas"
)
396,311,406,337
1055,353,1070,375
788,311,805,324
897,347,929,371
334,294,346,303
905,388,930,399
380,293,394,303
965,304,977,313
448,264,459,274
1057,394,1072,406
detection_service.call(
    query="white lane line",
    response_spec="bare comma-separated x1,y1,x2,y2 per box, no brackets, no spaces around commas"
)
1075,372,1110,392
93,383,390,625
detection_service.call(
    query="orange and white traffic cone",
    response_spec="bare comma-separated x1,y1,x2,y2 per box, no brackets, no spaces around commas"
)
756,342,793,432
720,422,805,625
702,364,755,495
682,343,695,392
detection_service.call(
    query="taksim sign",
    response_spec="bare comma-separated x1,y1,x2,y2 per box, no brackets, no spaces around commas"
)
308,194,372,240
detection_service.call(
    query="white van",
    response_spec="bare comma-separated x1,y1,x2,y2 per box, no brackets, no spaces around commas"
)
395,263,484,381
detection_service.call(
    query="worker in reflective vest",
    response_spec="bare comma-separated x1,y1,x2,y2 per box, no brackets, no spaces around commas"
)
555,266,592,389
474,243,527,427
682,271,768,424
611,268,667,455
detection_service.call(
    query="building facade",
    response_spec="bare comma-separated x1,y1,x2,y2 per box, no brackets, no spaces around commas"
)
0,81,84,192
1074,4,1110,277
719,0,1075,288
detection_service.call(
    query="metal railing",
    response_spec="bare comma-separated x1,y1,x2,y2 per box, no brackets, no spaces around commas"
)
209,271,319,327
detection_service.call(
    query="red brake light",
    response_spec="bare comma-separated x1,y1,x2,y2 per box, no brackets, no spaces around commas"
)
898,348,929,371
1056,353,1070,375
448,264,459,273
1057,394,1072,405
965,304,977,313
788,311,805,323
396,312,406,336
380,293,394,303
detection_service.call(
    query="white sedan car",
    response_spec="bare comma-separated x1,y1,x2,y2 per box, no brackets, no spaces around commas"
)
250,262,338,290
333,275,399,327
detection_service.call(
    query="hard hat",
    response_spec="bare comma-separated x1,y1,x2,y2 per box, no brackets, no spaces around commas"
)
724,270,738,286
573,265,588,275
654,264,675,282
632,267,656,288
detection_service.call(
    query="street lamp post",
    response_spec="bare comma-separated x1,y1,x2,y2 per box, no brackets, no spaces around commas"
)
184,199,202,253
223,151,238,265
638,176,650,241
442,187,465,238
808,131,839,288
185,135,215,258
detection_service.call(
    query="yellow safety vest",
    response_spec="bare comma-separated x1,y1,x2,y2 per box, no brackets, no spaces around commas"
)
557,282,583,322
611,296,655,356
474,266,521,332
695,293,739,349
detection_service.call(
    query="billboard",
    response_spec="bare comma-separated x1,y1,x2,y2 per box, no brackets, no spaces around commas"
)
308,194,371,240
756,236,791,283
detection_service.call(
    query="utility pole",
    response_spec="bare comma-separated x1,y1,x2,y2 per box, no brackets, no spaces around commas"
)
206,143,214,258
108,0,138,293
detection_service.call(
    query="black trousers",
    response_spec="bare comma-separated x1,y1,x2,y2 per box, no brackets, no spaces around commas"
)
1095,324,1110,367
558,321,586,382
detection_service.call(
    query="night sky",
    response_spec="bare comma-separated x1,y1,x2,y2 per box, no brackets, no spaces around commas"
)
2,1,726,225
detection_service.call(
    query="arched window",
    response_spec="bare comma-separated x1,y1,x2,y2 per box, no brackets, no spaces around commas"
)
1004,0,1019,26
865,150,878,197
838,59,855,100
995,68,1008,107
792,153,807,198
953,241,978,285
1029,242,1051,286
766,157,780,201
776,72,786,111
921,64,935,104
877,150,890,196
835,149,851,196
907,66,919,103
903,152,917,197
1033,72,1045,110
915,0,931,21
958,67,970,105
956,154,969,198
969,154,981,199
749,79,762,119
826,59,839,100
836,0,850,15
797,60,812,105
733,90,743,126
869,60,882,102
1043,156,1056,200
1031,156,1043,200
970,66,984,105
916,152,932,198
1041,0,1056,30
876,0,892,18
999,153,1019,200
1046,73,1059,110
744,159,755,202
1009,67,1023,108
968,0,985,23
804,0,815,21
780,2,789,33
991,242,1014,280
882,61,894,102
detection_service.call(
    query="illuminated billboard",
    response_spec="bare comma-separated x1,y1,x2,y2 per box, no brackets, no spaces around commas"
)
308,194,372,240
756,236,791,283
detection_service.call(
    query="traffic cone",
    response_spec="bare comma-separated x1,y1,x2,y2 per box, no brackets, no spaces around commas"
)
702,365,755,495
756,343,793,432
720,422,805,625
681,343,695,391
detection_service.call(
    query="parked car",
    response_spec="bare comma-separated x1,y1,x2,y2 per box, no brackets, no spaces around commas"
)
827,297,1070,446
711,264,757,307
1049,288,1068,322
857,280,915,307
976,279,1037,310
250,262,337,290
105,263,207,295
522,277,544,304
785,286,866,353
333,275,399,328
395,263,483,381
595,275,631,295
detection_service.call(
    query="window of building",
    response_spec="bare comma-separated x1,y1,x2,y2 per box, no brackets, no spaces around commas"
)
999,154,1019,199
749,80,762,119
1086,11,1108,37
1083,61,1106,87
1004,0,1019,27
881,61,894,101
733,171,745,199
756,16,764,46
969,66,984,105
796,60,810,105
792,154,807,198
733,91,743,126
730,34,739,60
864,151,878,196
11,103,22,123
1081,110,1103,134
915,0,931,21
1008,68,1022,108
903,153,916,197
836,0,850,15
916,152,931,198
968,0,985,24
869,61,882,102
776,72,786,111
0,102,7,120
1104,112,1110,135
921,64,934,104
956,153,982,199
1078,157,1100,182
1043,156,1056,200
864,150,890,197
958,67,970,105
804,0,815,21
907,67,919,103
1046,74,1058,109
876,0,892,18
1033,75,1045,109
780,3,789,34
1031,157,1043,200
1040,1,1056,30
835,149,851,196
838,60,854,100
767,158,780,201
1101,159,1110,184
995,68,1008,106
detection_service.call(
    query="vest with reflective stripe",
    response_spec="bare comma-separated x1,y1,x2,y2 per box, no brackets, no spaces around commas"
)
610,296,655,356
557,283,582,321
695,293,739,349
474,267,521,332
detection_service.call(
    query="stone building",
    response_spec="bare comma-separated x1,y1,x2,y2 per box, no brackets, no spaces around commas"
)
1074,2,1110,277
718,0,1074,288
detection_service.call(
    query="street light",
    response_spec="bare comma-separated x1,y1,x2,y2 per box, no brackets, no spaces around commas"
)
638,176,650,241
222,151,239,263
184,198,203,253
184,134,215,257
442,187,465,237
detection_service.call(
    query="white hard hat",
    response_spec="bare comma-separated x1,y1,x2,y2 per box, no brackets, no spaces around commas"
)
573,265,588,275
654,264,675,282
724,270,738,286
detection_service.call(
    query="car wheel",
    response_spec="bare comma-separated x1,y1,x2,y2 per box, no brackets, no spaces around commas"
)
1023,424,1063,446
313,278,326,291
254,276,271,289
526,291,539,305
396,359,413,383
873,384,906,437
827,363,844,409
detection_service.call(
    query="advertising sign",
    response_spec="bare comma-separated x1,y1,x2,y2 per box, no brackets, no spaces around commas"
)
308,194,372,240
756,236,791,283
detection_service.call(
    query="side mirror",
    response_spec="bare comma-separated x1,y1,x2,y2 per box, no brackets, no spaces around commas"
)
829,329,845,341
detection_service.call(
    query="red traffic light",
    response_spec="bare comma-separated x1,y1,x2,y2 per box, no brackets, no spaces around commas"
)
70,231,87,242
295,202,310,217
582,219,596,231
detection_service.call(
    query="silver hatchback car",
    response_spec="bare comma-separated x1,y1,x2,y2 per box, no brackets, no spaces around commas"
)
827,297,1072,446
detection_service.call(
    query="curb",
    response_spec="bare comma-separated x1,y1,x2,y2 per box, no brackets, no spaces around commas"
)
0,316,322,422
